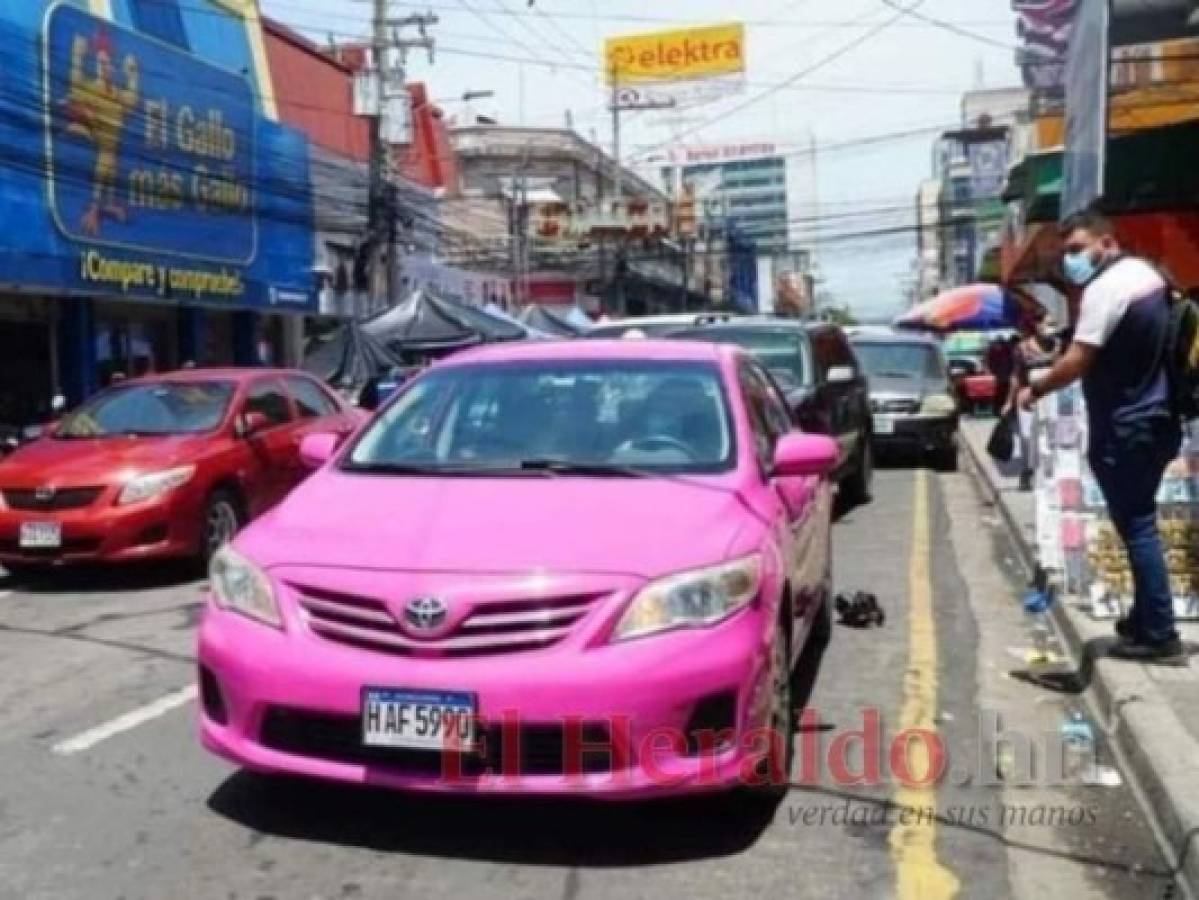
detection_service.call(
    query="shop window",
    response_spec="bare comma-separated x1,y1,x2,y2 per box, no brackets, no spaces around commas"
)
130,0,189,50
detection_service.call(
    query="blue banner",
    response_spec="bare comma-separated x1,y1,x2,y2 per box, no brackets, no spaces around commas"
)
45,3,256,264
0,3,315,312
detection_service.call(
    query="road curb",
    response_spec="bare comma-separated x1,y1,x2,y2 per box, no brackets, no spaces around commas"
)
961,434,1199,899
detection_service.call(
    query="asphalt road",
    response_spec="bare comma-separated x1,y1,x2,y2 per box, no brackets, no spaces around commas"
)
0,465,1177,900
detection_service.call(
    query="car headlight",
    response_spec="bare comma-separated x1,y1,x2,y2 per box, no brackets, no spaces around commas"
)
209,547,282,629
920,394,957,416
118,465,195,505
613,554,762,642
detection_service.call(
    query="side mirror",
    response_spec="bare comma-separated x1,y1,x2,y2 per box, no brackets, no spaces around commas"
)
237,411,270,438
773,433,838,479
826,365,855,385
299,432,340,469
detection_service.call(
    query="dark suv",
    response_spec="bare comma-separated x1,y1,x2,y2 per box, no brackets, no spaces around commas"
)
673,319,873,503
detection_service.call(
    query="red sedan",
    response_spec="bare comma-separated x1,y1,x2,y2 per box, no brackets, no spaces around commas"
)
0,369,361,571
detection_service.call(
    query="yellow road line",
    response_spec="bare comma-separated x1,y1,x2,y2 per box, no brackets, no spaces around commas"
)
888,470,961,899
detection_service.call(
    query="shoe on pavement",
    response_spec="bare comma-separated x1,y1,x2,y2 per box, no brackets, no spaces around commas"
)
1114,616,1135,640
1108,635,1187,665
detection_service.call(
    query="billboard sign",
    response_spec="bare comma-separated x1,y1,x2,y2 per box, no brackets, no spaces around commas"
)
967,139,1009,199
1062,0,1110,217
604,23,745,85
44,3,257,265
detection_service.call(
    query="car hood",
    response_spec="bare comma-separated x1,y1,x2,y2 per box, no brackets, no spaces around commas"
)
239,469,756,578
867,374,949,400
0,435,208,486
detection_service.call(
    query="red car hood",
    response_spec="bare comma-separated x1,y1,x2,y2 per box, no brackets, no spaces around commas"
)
239,469,757,579
0,435,207,487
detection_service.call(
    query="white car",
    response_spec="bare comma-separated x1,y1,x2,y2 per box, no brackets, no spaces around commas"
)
586,313,735,340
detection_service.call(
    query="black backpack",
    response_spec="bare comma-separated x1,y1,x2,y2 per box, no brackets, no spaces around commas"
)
1163,290,1199,421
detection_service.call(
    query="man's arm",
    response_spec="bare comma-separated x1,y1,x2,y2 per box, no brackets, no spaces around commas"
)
1017,342,1097,409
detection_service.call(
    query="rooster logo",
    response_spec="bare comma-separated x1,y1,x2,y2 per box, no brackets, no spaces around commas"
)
62,30,139,236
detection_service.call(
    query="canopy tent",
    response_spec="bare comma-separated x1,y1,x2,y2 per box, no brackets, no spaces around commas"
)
519,304,592,337
362,290,533,356
302,320,406,388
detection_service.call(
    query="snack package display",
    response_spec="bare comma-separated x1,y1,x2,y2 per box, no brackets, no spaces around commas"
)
1035,385,1199,620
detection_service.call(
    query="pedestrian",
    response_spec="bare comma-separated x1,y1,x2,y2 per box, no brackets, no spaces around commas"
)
1004,319,1059,490
1018,209,1184,662
986,335,1015,413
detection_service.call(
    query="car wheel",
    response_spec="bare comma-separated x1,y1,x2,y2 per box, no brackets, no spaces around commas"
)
744,622,794,802
842,436,873,505
932,442,958,473
199,489,244,564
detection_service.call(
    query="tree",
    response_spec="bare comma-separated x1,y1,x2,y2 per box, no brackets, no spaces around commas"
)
820,305,858,327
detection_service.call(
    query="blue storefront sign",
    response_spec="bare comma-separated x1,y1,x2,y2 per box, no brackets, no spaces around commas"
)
0,2,315,312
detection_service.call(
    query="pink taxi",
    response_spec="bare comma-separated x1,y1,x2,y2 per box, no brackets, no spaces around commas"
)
198,340,837,798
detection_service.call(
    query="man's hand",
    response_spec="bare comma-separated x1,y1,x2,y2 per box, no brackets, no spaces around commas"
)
1017,386,1037,411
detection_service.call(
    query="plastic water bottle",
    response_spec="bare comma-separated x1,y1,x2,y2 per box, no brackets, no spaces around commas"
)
1022,587,1054,661
1060,709,1095,780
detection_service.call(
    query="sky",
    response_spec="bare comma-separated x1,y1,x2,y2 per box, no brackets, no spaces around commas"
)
261,0,1021,321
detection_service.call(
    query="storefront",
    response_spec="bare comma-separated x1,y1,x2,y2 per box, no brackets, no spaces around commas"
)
0,2,316,419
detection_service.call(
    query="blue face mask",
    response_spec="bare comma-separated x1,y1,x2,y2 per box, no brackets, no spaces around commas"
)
1063,250,1097,286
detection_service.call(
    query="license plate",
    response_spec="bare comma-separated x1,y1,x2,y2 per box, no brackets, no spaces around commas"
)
873,415,895,435
362,688,478,751
19,521,61,549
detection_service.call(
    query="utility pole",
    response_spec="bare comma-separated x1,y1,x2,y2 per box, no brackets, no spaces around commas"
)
607,81,674,316
366,3,435,313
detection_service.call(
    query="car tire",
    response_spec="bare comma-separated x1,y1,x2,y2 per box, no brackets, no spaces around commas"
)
742,621,794,803
842,436,873,505
198,488,244,565
932,442,959,473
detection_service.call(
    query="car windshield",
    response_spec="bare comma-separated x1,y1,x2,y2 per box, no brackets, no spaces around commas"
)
345,361,733,474
853,343,944,380
56,382,235,438
683,329,809,390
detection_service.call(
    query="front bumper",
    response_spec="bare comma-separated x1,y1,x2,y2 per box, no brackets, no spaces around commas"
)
871,413,958,452
0,490,201,565
198,593,777,799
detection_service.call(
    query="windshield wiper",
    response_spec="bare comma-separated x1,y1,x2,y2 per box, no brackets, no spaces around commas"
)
341,461,495,476
515,459,649,478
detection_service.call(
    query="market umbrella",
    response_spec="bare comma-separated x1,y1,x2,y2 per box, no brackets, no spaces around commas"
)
520,304,591,337
894,284,1031,332
362,290,492,353
482,302,554,340
303,320,406,388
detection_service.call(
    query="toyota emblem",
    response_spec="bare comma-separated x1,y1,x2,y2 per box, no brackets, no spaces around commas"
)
404,596,448,632
34,486,55,502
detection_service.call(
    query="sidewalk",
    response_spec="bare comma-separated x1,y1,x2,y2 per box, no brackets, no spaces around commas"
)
961,417,1199,898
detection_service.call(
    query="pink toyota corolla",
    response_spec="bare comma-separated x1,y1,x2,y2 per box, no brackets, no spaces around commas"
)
198,340,838,798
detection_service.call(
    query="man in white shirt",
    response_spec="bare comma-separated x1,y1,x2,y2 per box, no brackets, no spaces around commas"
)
1019,210,1183,663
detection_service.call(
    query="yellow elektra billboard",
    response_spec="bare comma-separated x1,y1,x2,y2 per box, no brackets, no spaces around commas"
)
604,23,745,85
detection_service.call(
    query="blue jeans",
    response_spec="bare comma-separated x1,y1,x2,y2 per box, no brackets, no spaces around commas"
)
1089,423,1183,643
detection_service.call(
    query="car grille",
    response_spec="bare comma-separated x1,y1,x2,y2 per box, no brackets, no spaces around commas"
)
871,398,920,415
259,707,620,775
3,487,104,511
291,584,604,658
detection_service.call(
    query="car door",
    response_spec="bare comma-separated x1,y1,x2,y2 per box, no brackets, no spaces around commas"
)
740,362,829,651
240,377,297,512
811,327,864,472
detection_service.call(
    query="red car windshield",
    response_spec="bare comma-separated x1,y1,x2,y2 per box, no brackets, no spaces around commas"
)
56,382,235,438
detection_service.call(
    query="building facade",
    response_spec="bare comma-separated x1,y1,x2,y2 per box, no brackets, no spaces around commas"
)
0,0,318,415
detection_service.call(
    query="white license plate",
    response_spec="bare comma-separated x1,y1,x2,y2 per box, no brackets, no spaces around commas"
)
873,415,895,435
362,688,478,751
19,521,61,549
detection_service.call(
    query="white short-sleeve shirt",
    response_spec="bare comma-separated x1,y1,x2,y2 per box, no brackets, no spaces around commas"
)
1073,257,1167,348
